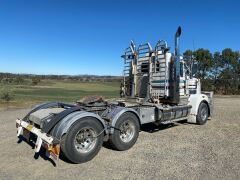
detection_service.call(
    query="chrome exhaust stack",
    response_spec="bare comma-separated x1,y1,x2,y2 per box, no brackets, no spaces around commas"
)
170,26,182,104
175,26,181,56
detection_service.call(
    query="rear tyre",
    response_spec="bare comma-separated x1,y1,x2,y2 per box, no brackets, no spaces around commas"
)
196,102,209,125
60,118,104,163
108,112,140,151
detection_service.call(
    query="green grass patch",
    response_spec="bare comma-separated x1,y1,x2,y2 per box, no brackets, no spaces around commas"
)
0,80,120,109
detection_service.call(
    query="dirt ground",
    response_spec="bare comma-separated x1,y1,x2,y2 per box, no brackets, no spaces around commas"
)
0,96,239,180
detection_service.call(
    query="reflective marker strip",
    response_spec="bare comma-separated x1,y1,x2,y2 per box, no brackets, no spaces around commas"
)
49,144,60,155
26,124,33,131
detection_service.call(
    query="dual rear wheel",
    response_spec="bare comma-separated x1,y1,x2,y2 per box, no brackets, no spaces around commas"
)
60,112,140,163
108,112,140,151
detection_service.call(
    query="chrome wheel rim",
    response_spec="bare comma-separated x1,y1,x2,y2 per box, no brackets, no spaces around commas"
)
119,120,135,143
74,128,97,153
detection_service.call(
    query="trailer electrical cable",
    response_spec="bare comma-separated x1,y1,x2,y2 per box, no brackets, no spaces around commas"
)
93,125,122,139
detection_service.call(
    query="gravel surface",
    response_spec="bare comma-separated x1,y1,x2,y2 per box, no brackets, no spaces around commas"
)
0,96,239,179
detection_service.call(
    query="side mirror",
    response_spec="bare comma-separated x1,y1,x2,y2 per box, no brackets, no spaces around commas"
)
191,63,198,77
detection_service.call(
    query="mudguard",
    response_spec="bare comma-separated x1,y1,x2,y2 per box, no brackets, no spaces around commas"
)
42,106,81,133
51,111,108,142
102,106,140,134
187,94,211,123
23,102,75,121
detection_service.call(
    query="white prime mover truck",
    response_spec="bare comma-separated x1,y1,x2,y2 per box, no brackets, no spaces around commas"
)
16,27,213,165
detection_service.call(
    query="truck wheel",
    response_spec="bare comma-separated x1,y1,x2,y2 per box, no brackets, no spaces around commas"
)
60,118,104,163
196,102,209,125
108,112,140,151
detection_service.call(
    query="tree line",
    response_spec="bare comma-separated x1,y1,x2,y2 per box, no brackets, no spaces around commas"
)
183,48,240,94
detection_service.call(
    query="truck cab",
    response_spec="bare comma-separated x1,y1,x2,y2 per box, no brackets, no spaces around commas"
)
121,27,213,124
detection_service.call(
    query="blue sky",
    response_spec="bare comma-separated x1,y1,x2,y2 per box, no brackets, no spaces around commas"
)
0,0,239,75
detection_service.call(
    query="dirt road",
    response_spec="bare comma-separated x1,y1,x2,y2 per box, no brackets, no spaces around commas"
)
0,96,239,179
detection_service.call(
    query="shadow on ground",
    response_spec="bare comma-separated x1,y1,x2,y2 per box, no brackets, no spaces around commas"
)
140,120,189,133
17,135,65,166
